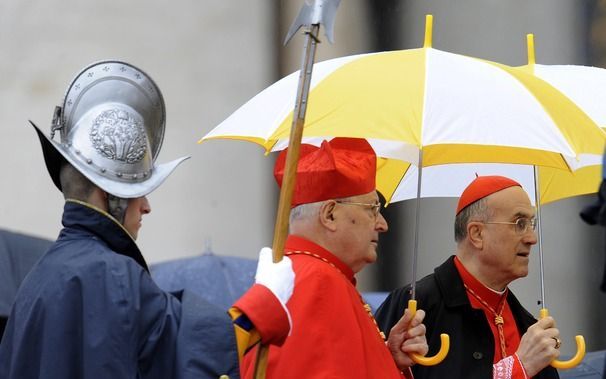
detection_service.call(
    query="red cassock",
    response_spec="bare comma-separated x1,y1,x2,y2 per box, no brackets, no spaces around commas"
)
241,235,408,379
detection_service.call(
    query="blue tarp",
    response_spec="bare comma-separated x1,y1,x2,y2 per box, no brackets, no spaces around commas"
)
0,229,52,338
151,253,257,311
560,350,604,378
0,229,51,316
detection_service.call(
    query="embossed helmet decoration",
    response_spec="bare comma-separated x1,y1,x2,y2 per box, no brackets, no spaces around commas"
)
30,60,189,199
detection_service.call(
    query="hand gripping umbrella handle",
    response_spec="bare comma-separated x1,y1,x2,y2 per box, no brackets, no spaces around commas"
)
538,308,586,369
407,300,450,366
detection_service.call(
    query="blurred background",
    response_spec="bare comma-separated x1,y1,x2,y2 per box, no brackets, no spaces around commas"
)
1,0,606,356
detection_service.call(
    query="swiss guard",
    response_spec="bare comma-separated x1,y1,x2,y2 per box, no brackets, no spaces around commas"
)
0,60,295,379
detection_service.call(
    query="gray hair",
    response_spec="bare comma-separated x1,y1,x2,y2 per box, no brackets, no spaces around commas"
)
454,197,492,243
289,196,356,232
289,201,322,226
59,163,97,201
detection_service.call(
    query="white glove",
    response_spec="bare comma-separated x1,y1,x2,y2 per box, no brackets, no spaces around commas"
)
255,247,294,306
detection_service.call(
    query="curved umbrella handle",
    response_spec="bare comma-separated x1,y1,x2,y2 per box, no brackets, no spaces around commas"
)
539,308,586,369
407,300,450,366
550,336,586,369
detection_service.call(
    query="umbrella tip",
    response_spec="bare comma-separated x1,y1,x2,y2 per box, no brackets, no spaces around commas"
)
424,14,433,48
526,34,535,66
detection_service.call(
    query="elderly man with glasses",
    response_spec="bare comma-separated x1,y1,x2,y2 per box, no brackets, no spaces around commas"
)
240,137,428,378
375,175,561,379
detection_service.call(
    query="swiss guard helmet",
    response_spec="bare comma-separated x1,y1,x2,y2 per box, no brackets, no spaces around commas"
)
30,60,188,222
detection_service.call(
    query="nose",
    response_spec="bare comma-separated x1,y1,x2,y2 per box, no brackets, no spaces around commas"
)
376,212,388,232
523,228,537,245
141,196,151,215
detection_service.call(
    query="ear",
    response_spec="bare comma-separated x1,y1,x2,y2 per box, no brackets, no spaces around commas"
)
318,200,338,232
467,221,484,249
85,187,110,212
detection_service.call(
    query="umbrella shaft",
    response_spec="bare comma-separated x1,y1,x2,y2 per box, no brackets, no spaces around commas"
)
410,150,423,300
533,166,547,308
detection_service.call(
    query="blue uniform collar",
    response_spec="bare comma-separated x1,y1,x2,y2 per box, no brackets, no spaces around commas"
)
61,200,149,272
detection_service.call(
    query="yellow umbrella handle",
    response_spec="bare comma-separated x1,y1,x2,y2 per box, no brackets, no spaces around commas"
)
407,300,450,366
539,308,586,369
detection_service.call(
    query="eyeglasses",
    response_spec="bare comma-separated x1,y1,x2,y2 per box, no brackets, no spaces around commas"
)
483,217,537,234
335,200,382,219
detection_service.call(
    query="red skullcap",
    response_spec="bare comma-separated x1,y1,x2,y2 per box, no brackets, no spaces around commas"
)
274,138,376,207
456,175,522,215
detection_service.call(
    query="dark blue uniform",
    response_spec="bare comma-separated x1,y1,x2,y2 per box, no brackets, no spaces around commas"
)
0,201,239,379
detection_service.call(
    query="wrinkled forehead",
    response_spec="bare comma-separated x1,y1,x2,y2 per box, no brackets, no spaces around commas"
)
486,186,535,218
348,190,380,203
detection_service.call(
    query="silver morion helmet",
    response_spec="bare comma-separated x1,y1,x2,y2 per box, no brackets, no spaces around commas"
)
31,60,189,198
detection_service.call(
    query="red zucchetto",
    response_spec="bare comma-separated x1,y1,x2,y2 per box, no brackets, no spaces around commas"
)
274,138,376,207
456,175,521,215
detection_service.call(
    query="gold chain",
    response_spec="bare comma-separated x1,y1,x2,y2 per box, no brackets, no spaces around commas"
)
464,284,508,359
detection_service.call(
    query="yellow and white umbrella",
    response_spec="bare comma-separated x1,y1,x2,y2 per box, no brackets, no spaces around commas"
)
202,18,604,190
